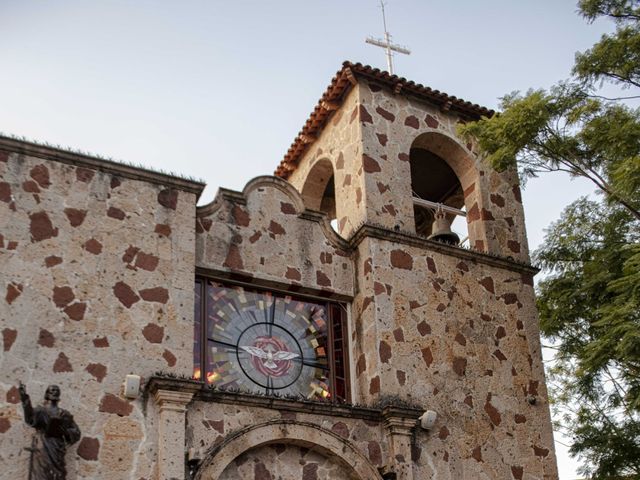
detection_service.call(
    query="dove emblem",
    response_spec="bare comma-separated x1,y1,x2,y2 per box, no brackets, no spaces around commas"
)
241,345,300,370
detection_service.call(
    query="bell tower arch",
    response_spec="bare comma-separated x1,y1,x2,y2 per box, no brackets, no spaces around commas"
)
409,132,470,245
300,158,336,221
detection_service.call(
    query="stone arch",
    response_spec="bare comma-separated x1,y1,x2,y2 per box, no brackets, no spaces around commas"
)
408,130,484,247
300,158,336,220
195,420,382,480
409,130,476,187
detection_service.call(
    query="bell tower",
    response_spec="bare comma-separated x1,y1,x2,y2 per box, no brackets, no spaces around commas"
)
279,62,530,260
277,62,558,479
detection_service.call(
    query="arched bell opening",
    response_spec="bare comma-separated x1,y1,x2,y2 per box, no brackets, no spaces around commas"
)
300,159,337,226
410,135,470,246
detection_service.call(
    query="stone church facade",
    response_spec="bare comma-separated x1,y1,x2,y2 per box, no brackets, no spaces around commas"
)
0,62,558,479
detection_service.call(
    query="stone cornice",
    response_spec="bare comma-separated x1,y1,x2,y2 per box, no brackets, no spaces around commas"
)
148,376,202,395
382,407,420,436
145,377,423,423
154,389,196,413
0,136,206,198
348,223,540,275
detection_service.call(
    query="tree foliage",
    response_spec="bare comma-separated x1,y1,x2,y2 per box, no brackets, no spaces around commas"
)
576,0,640,88
459,1,640,477
538,199,640,478
459,86,640,220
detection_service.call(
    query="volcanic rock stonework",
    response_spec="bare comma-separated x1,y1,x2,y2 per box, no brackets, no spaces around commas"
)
0,148,197,479
0,65,557,480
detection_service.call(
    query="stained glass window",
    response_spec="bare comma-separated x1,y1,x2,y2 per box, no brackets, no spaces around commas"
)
193,279,349,402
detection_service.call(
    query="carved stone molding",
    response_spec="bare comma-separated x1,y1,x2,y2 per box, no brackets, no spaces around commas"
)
382,406,418,436
381,406,420,480
154,389,195,413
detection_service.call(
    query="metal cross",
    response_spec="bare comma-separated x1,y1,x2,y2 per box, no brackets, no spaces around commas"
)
365,0,411,75
24,435,38,480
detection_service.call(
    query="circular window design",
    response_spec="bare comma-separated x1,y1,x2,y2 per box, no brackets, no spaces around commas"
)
237,323,303,390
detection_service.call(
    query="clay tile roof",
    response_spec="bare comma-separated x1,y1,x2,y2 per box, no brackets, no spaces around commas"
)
275,61,495,179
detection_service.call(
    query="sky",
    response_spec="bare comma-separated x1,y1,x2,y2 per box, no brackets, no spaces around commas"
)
0,1,622,478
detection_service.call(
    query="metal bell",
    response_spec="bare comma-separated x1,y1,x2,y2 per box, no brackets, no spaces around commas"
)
427,208,460,245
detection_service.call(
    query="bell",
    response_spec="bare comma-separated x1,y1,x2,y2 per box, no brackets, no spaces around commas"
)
414,205,433,237
427,208,460,245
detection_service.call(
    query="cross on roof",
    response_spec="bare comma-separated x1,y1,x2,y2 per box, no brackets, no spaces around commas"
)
365,0,411,75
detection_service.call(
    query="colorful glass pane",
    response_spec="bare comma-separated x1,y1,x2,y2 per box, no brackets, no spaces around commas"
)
203,281,331,399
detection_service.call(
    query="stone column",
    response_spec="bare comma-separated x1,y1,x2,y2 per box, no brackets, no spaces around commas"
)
382,407,419,480
154,389,195,480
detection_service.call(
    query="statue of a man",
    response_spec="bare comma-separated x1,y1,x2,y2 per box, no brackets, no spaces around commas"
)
19,383,81,480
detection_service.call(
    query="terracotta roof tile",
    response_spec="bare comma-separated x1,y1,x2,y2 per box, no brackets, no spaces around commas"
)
275,61,495,179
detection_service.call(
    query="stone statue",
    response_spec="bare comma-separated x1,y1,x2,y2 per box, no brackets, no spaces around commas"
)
19,383,81,480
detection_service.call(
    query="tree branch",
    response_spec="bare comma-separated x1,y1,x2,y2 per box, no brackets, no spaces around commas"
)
587,93,640,101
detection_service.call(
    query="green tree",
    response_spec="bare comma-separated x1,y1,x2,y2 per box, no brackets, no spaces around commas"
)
459,1,640,477
537,199,640,478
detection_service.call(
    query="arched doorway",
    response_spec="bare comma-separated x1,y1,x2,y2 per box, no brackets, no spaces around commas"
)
195,420,382,480
217,443,359,480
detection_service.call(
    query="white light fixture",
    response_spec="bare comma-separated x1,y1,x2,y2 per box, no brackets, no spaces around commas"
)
122,374,141,399
419,410,438,430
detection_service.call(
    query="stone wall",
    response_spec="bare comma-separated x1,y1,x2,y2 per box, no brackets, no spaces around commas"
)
286,87,366,239
188,398,389,479
218,444,358,480
351,234,557,479
191,172,558,479
0,143,201,479
195,176,354,298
